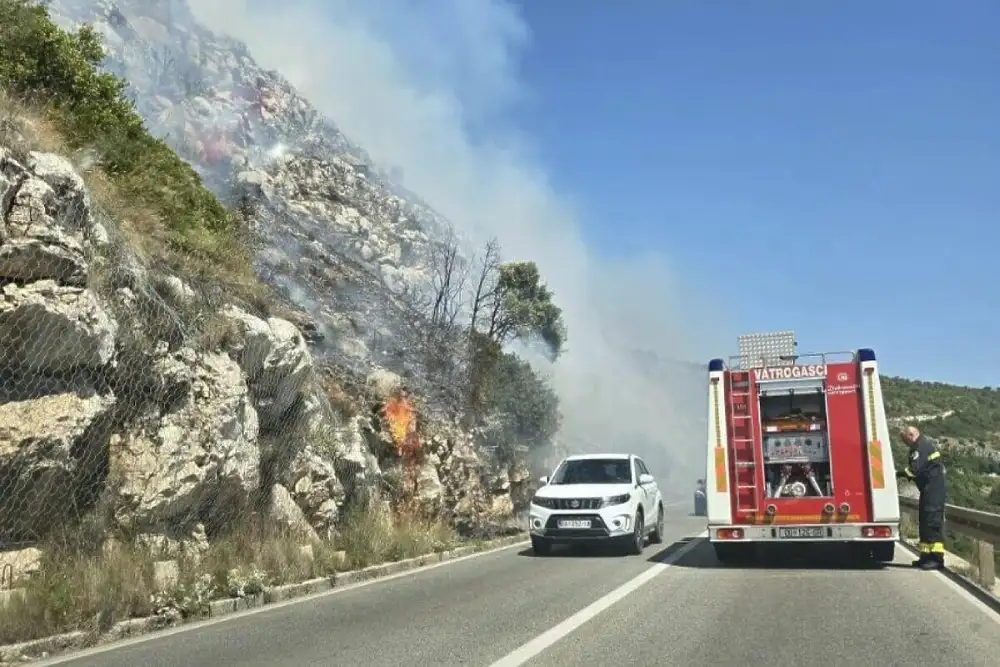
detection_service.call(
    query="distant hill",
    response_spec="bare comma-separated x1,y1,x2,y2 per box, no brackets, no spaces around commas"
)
882,377,1000,450
882,376,1000,513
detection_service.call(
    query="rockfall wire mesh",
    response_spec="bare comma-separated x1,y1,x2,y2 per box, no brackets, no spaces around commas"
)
0,143,353,591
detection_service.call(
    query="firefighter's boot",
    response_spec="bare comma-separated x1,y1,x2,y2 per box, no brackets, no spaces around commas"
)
917,550,944,570
918,557,942,570
917,542,946,570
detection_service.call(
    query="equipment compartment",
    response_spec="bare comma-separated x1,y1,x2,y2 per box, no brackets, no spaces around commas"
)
758,387,832,498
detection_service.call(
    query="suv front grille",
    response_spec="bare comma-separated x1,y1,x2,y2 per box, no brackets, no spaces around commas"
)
551,498,601,511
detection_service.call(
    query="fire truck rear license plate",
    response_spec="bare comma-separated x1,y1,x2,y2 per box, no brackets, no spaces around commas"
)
778,527,825,539
557,519,591,529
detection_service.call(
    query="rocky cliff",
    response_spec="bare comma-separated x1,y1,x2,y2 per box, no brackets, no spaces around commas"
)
1,143,334,541
10,0,546,512
0,139,517,549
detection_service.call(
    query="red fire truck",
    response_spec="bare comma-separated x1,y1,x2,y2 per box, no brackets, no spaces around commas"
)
704,332,901,564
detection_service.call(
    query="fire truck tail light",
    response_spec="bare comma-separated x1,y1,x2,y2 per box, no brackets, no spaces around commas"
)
717,528,744,540
861,525,893,539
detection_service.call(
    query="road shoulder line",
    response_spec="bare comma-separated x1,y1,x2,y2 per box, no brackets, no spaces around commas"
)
9,535,530,666
897,538,1000,627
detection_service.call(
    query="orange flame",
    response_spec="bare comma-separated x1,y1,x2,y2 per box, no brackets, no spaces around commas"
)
381,390,423,501
382,392,419,457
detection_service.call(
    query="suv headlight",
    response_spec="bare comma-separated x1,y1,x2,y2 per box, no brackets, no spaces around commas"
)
600,493,631,508
531,495,554,509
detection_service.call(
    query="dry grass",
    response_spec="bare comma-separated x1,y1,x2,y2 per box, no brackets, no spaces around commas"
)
337,503,457,569
0,531,158,644
0,505,459,645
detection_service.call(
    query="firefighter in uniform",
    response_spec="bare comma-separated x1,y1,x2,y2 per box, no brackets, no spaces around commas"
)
897,426,947,570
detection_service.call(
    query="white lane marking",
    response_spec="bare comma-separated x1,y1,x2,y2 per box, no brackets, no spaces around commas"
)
32,539,530,666
930,571,1000,628
898,540,1000,628
489,531,708,667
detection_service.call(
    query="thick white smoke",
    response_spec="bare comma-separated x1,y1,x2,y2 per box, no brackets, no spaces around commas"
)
176,0,735,490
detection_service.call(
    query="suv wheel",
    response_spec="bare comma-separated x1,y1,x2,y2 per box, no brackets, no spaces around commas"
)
649,505,665,544
531,536,552,556
625,511,644,555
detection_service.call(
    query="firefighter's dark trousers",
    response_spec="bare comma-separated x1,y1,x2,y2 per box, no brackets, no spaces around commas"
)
917,475,947,559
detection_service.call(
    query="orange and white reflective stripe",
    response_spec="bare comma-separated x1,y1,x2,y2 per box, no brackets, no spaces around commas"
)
711,377,728,493
868,440,885,489
864,368,885,489
714,448,727,493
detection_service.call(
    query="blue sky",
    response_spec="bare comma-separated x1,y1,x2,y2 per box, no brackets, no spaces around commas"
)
509,1,999,386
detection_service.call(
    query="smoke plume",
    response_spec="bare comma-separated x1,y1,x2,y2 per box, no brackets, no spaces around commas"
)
176,0,735,492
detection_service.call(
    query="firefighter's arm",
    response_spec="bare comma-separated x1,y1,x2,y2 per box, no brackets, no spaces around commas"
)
896,446,918,480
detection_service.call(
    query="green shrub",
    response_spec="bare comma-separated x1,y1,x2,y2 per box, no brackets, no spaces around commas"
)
0,0,260,298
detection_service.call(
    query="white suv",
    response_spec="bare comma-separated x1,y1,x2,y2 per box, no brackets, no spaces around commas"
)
528,453,665,556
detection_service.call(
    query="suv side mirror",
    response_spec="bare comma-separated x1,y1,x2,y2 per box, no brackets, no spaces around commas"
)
638,473,654,485
538,475,549,485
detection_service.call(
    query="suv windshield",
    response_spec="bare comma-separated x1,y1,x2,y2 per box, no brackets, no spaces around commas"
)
549,459,632,485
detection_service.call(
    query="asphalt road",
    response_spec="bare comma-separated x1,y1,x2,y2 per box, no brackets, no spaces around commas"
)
37,504,1000,667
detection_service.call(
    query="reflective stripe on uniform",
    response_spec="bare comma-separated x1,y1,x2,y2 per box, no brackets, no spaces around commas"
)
929,542,945,554
928,451,941,461
919,542,931,553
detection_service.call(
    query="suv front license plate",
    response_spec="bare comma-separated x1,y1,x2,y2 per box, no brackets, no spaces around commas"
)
557,519,591,529
778,527,825,539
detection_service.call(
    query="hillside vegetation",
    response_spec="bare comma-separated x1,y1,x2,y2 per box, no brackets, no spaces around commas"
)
0,0,265,306
883,375,1000,571
883,376,1000,449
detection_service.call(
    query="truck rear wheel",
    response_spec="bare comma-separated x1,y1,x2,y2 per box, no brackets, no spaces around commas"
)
713,542,752,565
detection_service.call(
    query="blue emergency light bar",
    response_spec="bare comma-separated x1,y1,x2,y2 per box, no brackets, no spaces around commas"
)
707,348,877,371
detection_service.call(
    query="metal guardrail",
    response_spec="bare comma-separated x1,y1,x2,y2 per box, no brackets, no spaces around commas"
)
898,494,999,588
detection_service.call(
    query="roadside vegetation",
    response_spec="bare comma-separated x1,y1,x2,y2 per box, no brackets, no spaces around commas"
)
0,504,459,644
